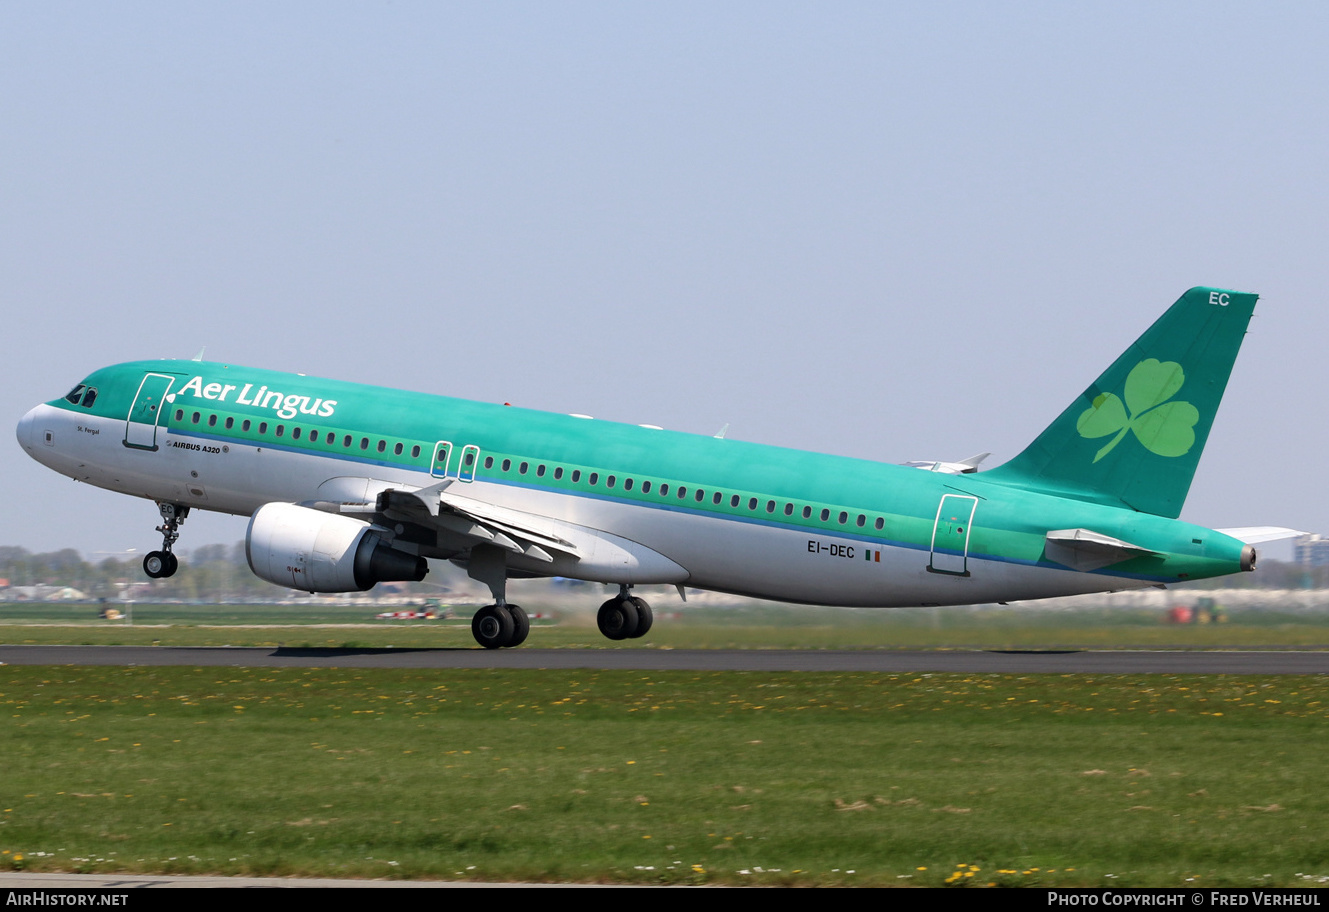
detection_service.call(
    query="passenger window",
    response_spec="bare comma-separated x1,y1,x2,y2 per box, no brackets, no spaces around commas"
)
308,429,317,442
537,464,546,477
606,475,615,488
784,503,794,515
343,435,352,447
677,487,687,499
377,440,386,453
695,489,704,502
242,420,252,432
589,473,599,485
856,514,865,527
174,409,184,422
258,422,268,434
820,508,830,522
360,437,369,450
803,506,812,519
875,517,884,530
275,425,284,437
572,470,581,483
225,417,234,430
554,467,563,480
659,484,669,496
394,442,403,455
713,492,722,505
766,500,775,513
748,498,758,511
502,459,512,472
484,456,494,469
624,478,633,491
413,445,422,459
520,462,529,475
208,414,218,428
731,494,740,508
192,412,201,424
641,480,651,493
838,511,848,524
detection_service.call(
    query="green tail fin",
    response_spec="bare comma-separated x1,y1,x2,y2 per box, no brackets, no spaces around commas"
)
983,287,1257,518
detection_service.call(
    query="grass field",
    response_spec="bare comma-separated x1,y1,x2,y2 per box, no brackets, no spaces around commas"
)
3,600,1329,886
3,664,1329,886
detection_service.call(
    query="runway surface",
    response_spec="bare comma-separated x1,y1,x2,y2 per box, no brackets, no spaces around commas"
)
1,644,1327,674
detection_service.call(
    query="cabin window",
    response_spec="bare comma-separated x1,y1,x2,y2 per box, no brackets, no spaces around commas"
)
571,469,581,483
659,483,669,496
640,480,650,493
192,411,201,424
308,429,318,442
748,497,758,511
766,500,775,513
875,517,884,530
838,511,848,524
412,445,422,459
343,434,352,447
293,427,302,440
208,414,218,427
537,464,546,477
242,419,252,432
606,475,615,488
275,425,284,437
518,461,527,474
695,489,705,502
225,417,234,430
393,442,403,455
623,478,633,491
677,486,687,499
713,492,722,505
502,459,511,472
820,508,830,522
784,503,794,516
377,439,386,453
484,456,494,469
589,473,599,485
359,437,369,450
174,409,184,422
731,494,740,508
464,451,475,467
803,506,812,519
856,514,865,527
554,467,563,480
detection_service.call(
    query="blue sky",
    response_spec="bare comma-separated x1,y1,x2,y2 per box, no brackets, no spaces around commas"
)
4,2,1326,559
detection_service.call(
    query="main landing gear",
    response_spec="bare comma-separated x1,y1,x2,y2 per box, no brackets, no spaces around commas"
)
142,502,189,580
471,603,530,650
597,585,653,641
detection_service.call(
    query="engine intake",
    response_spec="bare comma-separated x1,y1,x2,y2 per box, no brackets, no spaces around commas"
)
246,502,427,592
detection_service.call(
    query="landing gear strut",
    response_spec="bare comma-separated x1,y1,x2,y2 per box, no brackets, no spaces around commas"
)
597,585,653,640
142,502,189,580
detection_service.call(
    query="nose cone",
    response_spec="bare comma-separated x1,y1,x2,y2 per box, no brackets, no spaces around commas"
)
16,405,38,452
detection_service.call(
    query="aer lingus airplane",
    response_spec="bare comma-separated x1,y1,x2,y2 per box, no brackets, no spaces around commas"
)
17,287,1294,648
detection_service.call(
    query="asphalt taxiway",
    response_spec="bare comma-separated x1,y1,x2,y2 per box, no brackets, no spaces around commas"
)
1,644,1326,674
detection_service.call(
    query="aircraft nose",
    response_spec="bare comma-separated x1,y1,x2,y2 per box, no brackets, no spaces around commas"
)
16,405,38,451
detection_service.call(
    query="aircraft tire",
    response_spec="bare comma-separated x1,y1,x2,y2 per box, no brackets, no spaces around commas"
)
597,597,639,641
628,597,653,638
143,551,167,579
472,605,515,649
163,552,179,577
507,604,530,647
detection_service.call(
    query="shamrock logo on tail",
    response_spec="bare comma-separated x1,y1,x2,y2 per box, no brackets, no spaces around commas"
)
1076,359,1200,463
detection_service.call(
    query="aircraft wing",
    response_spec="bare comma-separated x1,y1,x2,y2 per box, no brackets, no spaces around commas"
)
370,480,574,564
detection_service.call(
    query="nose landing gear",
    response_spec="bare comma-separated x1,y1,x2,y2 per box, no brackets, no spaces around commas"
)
142,502,189,580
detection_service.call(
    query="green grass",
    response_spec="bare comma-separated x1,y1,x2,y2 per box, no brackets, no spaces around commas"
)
5,600,1329,648
3,665,1329,886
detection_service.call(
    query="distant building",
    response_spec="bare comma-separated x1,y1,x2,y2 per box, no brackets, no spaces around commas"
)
1293,534,1329,568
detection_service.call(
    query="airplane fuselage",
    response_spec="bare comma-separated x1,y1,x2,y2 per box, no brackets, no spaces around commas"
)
17,358,1248,608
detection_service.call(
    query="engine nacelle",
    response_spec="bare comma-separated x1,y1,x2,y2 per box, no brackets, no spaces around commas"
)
246,502,428,592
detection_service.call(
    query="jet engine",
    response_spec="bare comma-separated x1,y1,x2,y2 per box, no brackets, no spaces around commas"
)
246,502,427,592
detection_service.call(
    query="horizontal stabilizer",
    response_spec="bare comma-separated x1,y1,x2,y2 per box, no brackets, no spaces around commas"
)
1044,528,1158,572
1217,527,1308,544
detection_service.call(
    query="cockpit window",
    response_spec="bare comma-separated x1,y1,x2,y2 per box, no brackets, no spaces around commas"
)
81,388,97,407
65,385,86,405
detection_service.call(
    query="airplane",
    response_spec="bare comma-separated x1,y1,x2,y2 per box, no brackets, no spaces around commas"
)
16,287,1297,649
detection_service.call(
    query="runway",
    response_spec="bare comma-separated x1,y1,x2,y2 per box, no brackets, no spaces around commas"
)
1,644,1327,674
